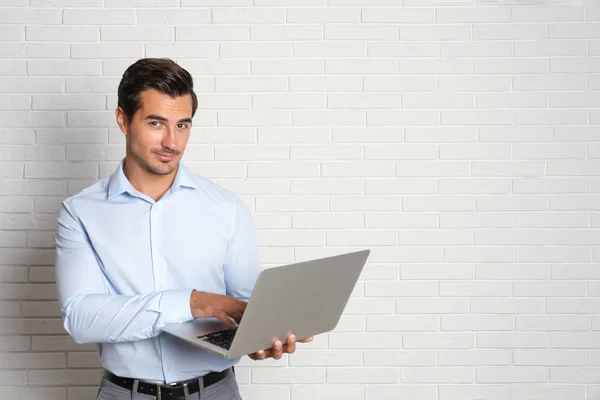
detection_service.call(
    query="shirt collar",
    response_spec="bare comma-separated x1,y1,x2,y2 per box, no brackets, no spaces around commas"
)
107,158,198,200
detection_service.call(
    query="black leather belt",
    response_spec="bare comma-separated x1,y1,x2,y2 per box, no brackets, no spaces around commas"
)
103,367,232,399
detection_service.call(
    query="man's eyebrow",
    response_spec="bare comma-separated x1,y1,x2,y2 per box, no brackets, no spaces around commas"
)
145,114,168,122
145,114,192,124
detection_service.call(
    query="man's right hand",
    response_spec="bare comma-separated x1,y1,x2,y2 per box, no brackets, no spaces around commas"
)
189,290,247,330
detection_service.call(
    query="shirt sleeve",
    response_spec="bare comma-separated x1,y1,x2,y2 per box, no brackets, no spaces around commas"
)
54,200,194,345
222,197,261,302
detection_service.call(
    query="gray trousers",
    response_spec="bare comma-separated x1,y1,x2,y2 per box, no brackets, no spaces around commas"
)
95,369,243,400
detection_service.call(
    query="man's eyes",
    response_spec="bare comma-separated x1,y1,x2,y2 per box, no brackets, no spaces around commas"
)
148,121,189,129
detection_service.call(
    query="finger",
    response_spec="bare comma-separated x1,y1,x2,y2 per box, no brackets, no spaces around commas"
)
298,336,314,343
286,334,296,354
273,340,283,359
257,349,267,360
216,311,237,330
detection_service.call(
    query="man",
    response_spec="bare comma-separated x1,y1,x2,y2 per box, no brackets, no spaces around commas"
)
54,58,311,400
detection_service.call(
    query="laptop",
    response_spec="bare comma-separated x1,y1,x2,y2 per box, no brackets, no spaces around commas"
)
162,249,370,360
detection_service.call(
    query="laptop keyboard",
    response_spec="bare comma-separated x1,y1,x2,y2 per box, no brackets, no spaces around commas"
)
199,329,237,350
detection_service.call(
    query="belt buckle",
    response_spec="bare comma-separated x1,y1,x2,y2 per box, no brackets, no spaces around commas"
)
183,382,189,397
156,384,161,400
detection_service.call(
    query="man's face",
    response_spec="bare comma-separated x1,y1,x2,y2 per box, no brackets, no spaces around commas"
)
116,88,193,176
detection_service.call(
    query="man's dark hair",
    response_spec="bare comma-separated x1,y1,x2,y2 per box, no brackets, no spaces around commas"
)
117,58,198,123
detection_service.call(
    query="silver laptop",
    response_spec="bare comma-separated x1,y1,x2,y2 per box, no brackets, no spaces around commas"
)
162,249,370,360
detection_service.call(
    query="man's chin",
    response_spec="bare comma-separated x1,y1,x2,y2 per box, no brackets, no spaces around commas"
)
145,162,177,176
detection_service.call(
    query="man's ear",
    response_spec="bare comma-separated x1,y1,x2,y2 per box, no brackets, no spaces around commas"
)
115,107,128,135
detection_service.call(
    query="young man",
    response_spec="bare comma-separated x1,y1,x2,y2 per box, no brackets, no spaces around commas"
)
54,58,311,400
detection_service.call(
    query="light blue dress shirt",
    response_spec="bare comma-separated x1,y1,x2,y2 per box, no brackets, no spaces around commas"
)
54,159,261,383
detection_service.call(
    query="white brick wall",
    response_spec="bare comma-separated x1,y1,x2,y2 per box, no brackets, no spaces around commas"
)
1,2,599,400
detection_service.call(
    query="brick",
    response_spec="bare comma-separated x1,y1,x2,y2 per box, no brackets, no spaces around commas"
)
0,8,61,23
252,368,325,384
0,353,65,369
106,0,178,5
402,367,475,383
398,59,471,75
290,76,362,92
256,196,327,212
368,247,444,263
181,0,251,4
396,297,469,315
33,95,105,111
0,25,24,41
519,247,590,263
326,367,398,383
366,76,436,93
474,23,546,40
26,26,99,42
294,110,365,126
216,77,287,93
362,8,433,23
479,127,551,143
292,213,362,229
365,212,438,228
550,58,600,73
177,26,249,41
252,27,322,44
441,42,512,58
367,110,439,126
436,7,510,22
513,178,584,194
333,127,403,143
31,0,102,4
367,386,437,400
440,281,512,297
401,264,473,280
551,333,600,348
477,367,548,383
367,316,438,332
475,264,549,280
0,60,26,75
397,229,472,246
365,282,437,297
326,59,397,74
472,298,544,314
511,7,583,22
28,369,102,386
0,42,69,59
516,40,587,57
368,42,438,58
71,43,143,59
325,25,397,40
399,25,471,41
514,75,585,91
292,385,363,400
251,59,323,75
439,178,511,194
477,333,549,349
63,9,135,24
213,7,284,23
403,333,474,349
516,316,589,332
295,42,365,58
439,213,512,228
439,385,511,400
512,385,584,400
402,196,475,212
258,230,324,247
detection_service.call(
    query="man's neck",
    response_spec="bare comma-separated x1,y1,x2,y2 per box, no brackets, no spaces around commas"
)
122,157,177,202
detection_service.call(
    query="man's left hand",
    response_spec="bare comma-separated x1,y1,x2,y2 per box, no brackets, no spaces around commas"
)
248,334,314,360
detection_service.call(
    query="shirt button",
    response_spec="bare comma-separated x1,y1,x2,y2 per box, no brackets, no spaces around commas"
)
168,367,172,372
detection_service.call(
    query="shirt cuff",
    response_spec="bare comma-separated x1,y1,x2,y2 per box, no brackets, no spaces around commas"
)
158,289,194,325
